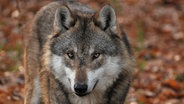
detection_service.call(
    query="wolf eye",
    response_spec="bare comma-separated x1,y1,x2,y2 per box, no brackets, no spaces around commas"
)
67,52,74,59
92,53,101,59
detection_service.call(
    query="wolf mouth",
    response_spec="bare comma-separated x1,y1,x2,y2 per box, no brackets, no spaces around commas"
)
92,79,99,90
75,92,90,97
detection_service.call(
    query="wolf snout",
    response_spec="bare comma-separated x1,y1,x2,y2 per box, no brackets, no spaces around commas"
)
74,83,88,97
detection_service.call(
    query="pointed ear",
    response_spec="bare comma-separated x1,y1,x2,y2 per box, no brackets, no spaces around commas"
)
54,6,75,34
96,5,117,34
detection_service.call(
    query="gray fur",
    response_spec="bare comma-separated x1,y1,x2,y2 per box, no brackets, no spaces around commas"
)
24,1,135,104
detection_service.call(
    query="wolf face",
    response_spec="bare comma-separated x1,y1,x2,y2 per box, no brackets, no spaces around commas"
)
45,5,127,97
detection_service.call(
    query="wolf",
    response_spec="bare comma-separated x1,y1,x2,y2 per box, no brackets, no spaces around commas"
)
24,0,135,104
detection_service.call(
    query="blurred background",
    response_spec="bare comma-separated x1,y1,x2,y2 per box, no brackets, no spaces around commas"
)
0,0,184,104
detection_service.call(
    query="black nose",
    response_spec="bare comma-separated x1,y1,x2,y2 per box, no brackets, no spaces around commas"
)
74,83,88,96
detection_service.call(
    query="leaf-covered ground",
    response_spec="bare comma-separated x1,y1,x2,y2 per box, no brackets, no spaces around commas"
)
0,0,183,104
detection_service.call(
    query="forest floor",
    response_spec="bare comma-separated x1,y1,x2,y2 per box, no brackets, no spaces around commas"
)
0,0,184,104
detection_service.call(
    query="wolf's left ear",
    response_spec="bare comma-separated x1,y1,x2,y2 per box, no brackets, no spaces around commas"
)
54,6,75,34
95,5,117,34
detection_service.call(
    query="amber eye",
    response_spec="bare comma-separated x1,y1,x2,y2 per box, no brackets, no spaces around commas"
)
92,53,101,59
67,52,74,59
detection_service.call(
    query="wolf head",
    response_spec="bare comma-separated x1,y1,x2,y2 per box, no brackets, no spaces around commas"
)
45,5,132,97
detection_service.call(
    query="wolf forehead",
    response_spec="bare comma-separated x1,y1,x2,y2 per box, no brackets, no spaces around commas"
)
50,28,121,56
50,16,121,56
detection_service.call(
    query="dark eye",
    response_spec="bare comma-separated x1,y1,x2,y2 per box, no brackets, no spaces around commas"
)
92,53,101,59
67,51,74,59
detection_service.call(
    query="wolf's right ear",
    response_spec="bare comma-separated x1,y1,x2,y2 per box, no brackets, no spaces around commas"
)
54,6,75,34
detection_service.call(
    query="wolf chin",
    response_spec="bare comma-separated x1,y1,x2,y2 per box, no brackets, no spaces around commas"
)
24,0,135,104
